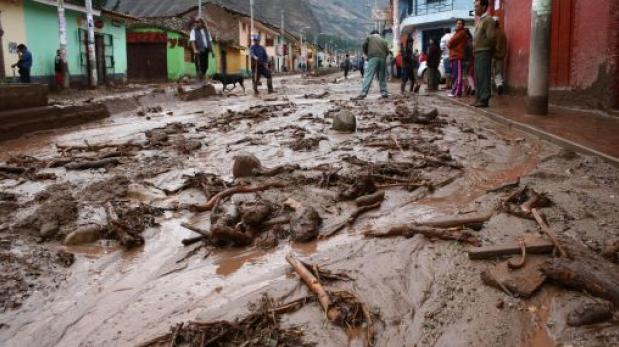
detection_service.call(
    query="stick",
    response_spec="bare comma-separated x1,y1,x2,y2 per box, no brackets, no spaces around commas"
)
0,165,27,174
319,201,382,239
467,239,555,260
64,158,120,170
180,222,209,237
417,210,494,229
263,215,291,227
355,191,385,207
285,253,342,322
365,224,481,246
191,182,286,212
531,208,569,258
507,238,527,269
391,134,406,155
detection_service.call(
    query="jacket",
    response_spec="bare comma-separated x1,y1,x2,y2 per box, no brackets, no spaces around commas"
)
448,29,467,60
474,14,496,53
427,43,440,69
363,34,390,59
494,28,507,60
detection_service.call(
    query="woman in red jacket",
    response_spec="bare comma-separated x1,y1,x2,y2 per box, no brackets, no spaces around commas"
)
448,19,468,97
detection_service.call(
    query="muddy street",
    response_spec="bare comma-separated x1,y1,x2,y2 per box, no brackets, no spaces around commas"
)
1,73,618,347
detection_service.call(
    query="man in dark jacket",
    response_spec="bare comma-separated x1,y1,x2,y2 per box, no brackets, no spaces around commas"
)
427,39,441,91
250,35,274,94
473,0,496,107
11,44,32,83
190,17,214,83
400,34,417,94
353,30,390,99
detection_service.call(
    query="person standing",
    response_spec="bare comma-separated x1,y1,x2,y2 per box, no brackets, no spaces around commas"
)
11,44,32,83
440,28,453,90
353,30,390,100
448,19,467,97
493,17,507,95
400,34,417,94
427,39,441,91
250,35,274,95
189,17,214,84
472,0,496,107
343,54,352,79
463,28,475,96
54,50,66,89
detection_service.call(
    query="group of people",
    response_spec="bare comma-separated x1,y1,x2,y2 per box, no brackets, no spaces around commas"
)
351,0,507,108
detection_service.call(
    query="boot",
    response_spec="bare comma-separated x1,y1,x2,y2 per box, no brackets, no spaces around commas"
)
267,79,274,94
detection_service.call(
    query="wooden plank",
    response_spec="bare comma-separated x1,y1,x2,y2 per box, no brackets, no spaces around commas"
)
468,239,555,260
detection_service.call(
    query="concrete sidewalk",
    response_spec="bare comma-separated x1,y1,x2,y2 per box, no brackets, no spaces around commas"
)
439,93,619,166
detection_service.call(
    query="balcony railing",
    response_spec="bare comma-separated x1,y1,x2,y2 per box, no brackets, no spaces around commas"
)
409,0,454,17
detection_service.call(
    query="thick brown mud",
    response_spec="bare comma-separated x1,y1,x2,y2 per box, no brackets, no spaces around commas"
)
1,74,618,347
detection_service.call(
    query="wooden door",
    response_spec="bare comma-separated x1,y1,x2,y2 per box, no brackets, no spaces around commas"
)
95,34,107,84
550,0,573,87
127,43,167,81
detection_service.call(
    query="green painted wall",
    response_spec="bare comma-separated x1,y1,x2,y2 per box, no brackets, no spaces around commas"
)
130,27,219,80
23,0,127,82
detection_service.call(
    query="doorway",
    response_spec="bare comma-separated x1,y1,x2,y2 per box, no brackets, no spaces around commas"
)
220,45,227,74
422,28,446,53
127,43,167,81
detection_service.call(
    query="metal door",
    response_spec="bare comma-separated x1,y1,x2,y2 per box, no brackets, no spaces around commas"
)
127,43,167,81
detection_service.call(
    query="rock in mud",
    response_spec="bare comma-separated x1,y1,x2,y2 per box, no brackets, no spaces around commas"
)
340,174,377,201
601,239,619,263
240,202,272,227
181,84,217,101
63,224,104,245
567,300,613,326
232,153,262,178
15,185,78,240
332,110,357,132
290,206,321,242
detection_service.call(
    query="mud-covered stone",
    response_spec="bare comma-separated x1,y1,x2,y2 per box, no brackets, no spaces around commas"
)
332,110,357,132
64,225,103,246
290,206,321,242
567,300,613,326
232,154,262,178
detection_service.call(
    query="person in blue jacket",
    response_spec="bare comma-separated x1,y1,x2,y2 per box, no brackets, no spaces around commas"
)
250,35,274,95
12,44,32,83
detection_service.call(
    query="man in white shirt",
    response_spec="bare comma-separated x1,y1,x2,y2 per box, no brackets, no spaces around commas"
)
440,28,453,89
189,17,214,83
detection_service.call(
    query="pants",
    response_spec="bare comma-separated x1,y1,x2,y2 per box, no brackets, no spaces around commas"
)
344,68,349,79
19,68,31,83
427,67,440,90
55,72,64,88
475,51,493,104
195,51,210,78
451,59,464,96
252,62,273,92
360,57,388,96
493,59,504,88
400,66,415,92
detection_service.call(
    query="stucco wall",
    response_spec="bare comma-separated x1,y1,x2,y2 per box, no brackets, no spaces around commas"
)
22,0,127,83
0,0,27,77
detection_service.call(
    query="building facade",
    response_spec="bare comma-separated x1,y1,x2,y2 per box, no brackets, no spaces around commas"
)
399,0,475,53
1,0,129,86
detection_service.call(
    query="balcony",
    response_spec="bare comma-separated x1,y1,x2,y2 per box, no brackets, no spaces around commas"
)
410,0,454,17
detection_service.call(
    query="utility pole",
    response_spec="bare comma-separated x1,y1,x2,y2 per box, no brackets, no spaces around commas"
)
393,0,400,55
250,0,255,37
57,0,70,88
281,10,285,72
85,0,97,87
526,0,552,115
198,0,202,18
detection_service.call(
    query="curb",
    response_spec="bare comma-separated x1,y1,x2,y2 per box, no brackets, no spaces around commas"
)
437,95,619,168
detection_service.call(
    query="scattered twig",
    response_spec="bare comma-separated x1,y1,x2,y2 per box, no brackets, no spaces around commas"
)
191,181,286,212
531,208,569,258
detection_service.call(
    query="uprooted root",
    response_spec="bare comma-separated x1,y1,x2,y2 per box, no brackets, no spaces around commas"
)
138,296,317,347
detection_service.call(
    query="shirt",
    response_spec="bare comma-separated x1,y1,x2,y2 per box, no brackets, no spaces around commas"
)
189,28,210,52
250,44,268,64
440,33,453,59
19,50,33,70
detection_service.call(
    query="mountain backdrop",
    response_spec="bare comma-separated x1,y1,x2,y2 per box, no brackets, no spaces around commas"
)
305,0,389,41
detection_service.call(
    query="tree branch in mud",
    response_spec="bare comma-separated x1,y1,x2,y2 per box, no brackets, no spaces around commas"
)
190,181,286,212
531,208,569,258
416,210,494,230
365,224,481,246
64,158,120,170
320,201,383,240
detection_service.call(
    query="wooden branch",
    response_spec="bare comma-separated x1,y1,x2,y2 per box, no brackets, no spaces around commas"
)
64,158,120,170
320,201,382,240
0,165,27,174
355,191,385,207
507,239,527,269
467,239,555,260
285,253,342,322
531,208,569,258
191,182,286,212
365,224,481,246
417,210,494,229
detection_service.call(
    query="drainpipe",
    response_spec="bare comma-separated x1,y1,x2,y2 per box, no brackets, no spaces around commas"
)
85,0,97,87
57,0,70,88
526,0,553,115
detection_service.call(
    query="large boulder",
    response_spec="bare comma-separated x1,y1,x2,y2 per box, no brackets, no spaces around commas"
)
332,110,356,132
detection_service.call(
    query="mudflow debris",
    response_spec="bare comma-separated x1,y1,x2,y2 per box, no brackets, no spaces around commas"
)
0,73,618,347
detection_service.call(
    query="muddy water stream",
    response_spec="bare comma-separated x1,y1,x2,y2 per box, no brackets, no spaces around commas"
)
2,75,607,347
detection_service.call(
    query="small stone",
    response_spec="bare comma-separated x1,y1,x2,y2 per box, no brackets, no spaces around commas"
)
332,110,356,132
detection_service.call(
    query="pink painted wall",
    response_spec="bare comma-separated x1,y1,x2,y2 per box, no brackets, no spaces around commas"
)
502,0,531,89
